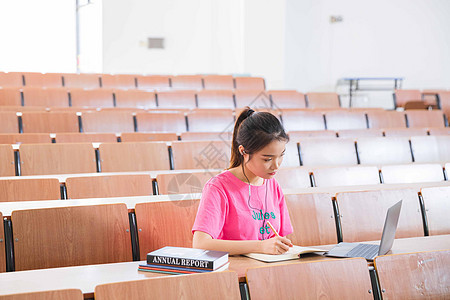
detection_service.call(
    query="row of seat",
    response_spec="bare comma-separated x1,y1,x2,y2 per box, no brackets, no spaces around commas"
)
0,72,265,90
0,109,447,134
1,186,448,272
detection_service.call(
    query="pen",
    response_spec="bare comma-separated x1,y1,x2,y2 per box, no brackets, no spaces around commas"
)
266,220,280,237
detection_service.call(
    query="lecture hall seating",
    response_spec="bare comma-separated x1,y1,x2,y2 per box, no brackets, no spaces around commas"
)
383,127,428,137
305,92,340,108
366,110,406,128
135,75,171,91
187,109,234,132
101,74,136,90
325,110,367,130
0,112,19,133
202,75,234,90
0,133,52,144
22,87,69,107
381,164,445,184
54,133,117,143
135,112,187,133
0,144,16,176
196,90,235,109
393,89,422,108
234,76,265,90
180,131,232,141
420,186,450,235
63,73,100,89
81,111,135,133
337,129,383,138
120,132,178,142
21,112,80,133
312,166,380,187
171,140,230,170
410,136,450,163
156,90,197,109
356,136,412,165
114,90,156,109
0,212,5,272
298,138,357,166
406,110,446,128
156,171,219,195
288,130,336,139
0,88,22,106
171,75,203,90
69,89,114,108
0,289,84,300
269,90,306,109
234,90,269,109
22,72,63,88
282,110,326,131
273,167,311,189
0,178,60,202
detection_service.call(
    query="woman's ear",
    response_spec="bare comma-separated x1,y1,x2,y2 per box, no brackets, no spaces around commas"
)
238,145,245,156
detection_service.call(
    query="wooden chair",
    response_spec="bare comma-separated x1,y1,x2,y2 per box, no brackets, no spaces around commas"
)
247,258,372,299
187,109,234,132
114,90,156,109
12,203,133,271
0,88,22,106
356,136,412,165
171,75,203,90
21,112,80,133
120,132,178,142
99,142,170,172
325,111,367,130
366,110,406,128
288,130,336,139
335,188,424,242
202,75,234,90
19,143,97,175
410,136,450,163
196,90,235,109
305,92,340,108
0,112,19,133
0,144,15,176
156,171,220,194
374,250,450,299
135,198,200,258
66,174,153,199
80,111,135,133
0,289,83,300
101,74,136,90
234,77,265,90
54,133,117,143
180,131,233,141
420,186,450,235
0,212,4,272
428,127,450,135
234,90,269,109
273,167,311,189
406,110,446,128
281,109,326,131
337,129,383,138
171,140,230,170
280,140,301,168
0,72,23,87
22,87,69,107
437,90,450,120
0,133,51,144
383,127,428,137
269,90,306,109
381,164,445,184
393,89,422,108
0,178,60,201
135,75,171,91
22,72,63,88
135,112,187,132
69,89,114,108
298,138,357,166
156,90,197,109
95,271,240,300
63,73,100,89
312,166,380,187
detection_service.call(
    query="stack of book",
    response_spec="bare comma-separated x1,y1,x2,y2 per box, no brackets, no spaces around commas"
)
138,246,229,275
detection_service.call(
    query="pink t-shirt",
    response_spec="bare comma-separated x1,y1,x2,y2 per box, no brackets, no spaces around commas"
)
192,170,293,241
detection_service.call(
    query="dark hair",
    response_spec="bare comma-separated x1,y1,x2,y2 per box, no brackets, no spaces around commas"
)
229,107,289,168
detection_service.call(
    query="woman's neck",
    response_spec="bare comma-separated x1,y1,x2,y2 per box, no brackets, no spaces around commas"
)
229,165,264,186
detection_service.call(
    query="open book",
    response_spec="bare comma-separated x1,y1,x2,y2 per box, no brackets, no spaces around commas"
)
243,245,326,262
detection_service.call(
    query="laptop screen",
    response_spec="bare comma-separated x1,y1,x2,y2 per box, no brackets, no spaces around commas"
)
378,200,403,255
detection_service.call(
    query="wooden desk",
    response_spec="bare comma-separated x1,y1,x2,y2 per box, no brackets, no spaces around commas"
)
0,235,448,297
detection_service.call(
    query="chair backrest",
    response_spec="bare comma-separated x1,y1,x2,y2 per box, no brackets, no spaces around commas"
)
135,112,187,132
312,166,380,187
274,167,311,190
381,164,445,184
23,72,63,88
81,111,135,133
234,77,265,90
0,88,22,106
63,73,100,89
337,129,383,138
196,90,235,109
0,112,19,133
0,144,15,176
203,75,234,90
99,142,170,172
135,198,200,258
171,75,203,90
374,250,450,299
0,289,84,300
285,193,337,245
410,136,450,163
66,174,153,199
114,90,156,109
366,110,406,129
247,258,372,299
282,110,326,131
298,138,357,166
383,127,428,137
171,140,230,169
21,112,80,133
0,72,23,87
19,143,97,175
0,133,52,144
135,75,171,90
187,109,234,132
156,90,197,109
12,203,132,271
356,136,412,165
335,188,423,242
180,131,232,141
0,178,60,202
269,90,306,109
94,271,240,300
120,132,178,142
420,186,450,235
325,111,367,130
54,133,117,143
394,89,421,107
428,127,450,135
69,89,114,108
156,171,219,195
280,140,301,168
234,90,270,109
0,212,4,272
288,130,336,139
306,92,340,108
406,110,446,128
101,74,136,89
22,87,69,107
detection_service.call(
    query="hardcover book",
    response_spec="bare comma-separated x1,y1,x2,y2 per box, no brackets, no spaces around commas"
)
138,262,230,275
243,245,326,262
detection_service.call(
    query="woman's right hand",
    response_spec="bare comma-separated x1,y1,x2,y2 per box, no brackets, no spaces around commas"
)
260,236,293,254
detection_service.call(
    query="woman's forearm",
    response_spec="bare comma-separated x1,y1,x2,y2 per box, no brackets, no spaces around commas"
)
193,236,262,255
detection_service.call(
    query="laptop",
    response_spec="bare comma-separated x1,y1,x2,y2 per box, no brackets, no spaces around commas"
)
325,200,402,261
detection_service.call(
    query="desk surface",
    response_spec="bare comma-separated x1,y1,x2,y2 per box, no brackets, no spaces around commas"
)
0,235,448,297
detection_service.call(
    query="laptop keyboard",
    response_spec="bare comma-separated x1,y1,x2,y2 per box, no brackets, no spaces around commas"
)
346,243,379,260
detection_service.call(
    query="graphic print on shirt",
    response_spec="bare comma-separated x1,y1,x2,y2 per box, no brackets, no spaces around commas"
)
251,210,276,236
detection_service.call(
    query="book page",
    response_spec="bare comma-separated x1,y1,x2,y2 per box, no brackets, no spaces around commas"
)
243,245,326,262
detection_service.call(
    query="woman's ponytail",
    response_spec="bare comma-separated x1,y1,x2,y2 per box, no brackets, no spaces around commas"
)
229,108,254,169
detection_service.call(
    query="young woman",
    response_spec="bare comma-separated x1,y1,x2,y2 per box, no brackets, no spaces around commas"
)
192,108,293,255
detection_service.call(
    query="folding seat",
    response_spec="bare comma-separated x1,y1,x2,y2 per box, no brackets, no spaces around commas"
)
69,89,114,108
135,75,171,91
325,111,367,130
0,87,22,106
23,72,63,88
54,133,117,143
0,72,23,87
171,75,203,90
298,138,357,166
234,90,269,109
22,87,69,107
0,178,60,201
410,136,450,163
406,110,446,128
63,73,100,89
202,75,234,90
393,89,421,108
21,111,79,133
80,111,135,133
101,74,136,90
120,132,178,142
282,110,326,131
269,90,306,109
234,77,265,90
312,166,380,187
114,90,156,109
356,136,412,165
135,112,187,132
196,90,234,109
366,110,406,129
187,109,234,132
306,92,340,108
0,133,51,144
156,90,196,109
0,112,19,133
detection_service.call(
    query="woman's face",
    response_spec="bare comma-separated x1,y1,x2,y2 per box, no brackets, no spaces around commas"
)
243,139,287,180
